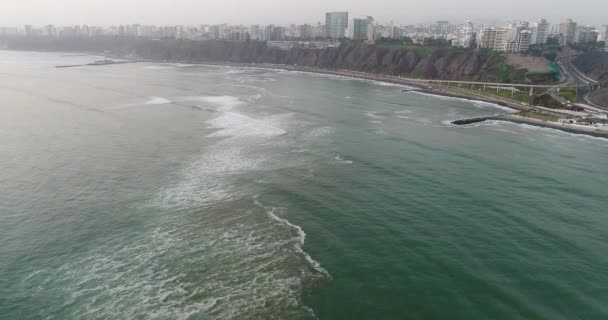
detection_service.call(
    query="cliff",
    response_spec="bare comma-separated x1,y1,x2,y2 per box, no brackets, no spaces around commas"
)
573,51,608,107
1,37,529,83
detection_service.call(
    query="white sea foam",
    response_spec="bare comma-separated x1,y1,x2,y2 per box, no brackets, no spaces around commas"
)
457,119,503,129
304,126,334,139
171,63,194,67
473,102,519,113
366,79,417,90
279,70,417,89
34,213,321,320
148,163,328,318
143,65,175,70
335,155,353,164
254,199,330,277
177,95,244,111
395,110,412,114
207,112,286,138
144,97,172,105
409,91,518,113
365,111,383,119
369,120,383,124
143,87,329,318
233,76,277,84
496,121,608,143
416,118,433,124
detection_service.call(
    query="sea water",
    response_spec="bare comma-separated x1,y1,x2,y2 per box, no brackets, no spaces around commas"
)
1,51,607,320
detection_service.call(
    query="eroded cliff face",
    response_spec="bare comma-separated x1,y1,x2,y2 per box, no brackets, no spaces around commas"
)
1,37,525,82
573,51,608,107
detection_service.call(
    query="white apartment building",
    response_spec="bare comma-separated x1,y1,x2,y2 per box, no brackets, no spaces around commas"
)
598,25,608,42
479,25,530,52
453,21,475,47
530,19,550,45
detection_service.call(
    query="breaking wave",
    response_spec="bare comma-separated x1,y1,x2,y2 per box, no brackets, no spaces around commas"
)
145,97,172,105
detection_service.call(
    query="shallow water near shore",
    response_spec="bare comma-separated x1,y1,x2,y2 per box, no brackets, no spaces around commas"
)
1,51,607,320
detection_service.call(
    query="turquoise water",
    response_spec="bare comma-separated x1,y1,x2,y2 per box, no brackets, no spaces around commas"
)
1,51,607,320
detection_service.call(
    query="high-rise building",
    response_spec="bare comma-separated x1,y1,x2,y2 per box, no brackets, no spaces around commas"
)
325,12,348,39
0,27,21,37
351,16,375,42
298,24,315,40
574,26,598,44
559,19,577,44
453,21,475,47
531,19,550,45
24,25,33,37
598,25,608,43
271,26,285,41
249,25,262,40
433,21,450,35
388,26,402,39
516,29,532,52
496,25,533,52
43,25,57,38
479,27,509,51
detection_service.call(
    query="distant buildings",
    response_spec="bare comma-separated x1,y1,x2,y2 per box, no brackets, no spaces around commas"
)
478,24,531,53
266,40,340,50
598,25,608,43
479,27,508,51
350,16,375,42
559,19,577,45
298,24,314,40
453,21,475,48
574,26,598,44
2,15,604,53
432,21,451,35
514,29,532,52
531,19,550,45
0,27,20,37
325,12,348,39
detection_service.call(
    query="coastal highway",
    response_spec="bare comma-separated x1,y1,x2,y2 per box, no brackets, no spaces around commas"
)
336,69,593,89
559,56,606,110
414,79,568,89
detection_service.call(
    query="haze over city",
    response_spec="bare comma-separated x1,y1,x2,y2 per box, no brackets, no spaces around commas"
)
3,0,608,26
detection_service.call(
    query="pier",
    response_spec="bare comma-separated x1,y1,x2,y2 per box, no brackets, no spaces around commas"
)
451,114,511,125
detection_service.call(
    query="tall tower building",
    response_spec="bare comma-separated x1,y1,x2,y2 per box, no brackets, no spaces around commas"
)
351,17,375,42
454,21,475,47
479,27,509,51
516,29,532,52
574,26,598,44
598,25,608,43
531,19,550,45
325,12,348,39
559,19,577,44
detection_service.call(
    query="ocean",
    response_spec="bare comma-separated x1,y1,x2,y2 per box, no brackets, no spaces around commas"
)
1,51,607,320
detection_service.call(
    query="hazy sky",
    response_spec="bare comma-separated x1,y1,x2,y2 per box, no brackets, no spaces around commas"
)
3,0,607,26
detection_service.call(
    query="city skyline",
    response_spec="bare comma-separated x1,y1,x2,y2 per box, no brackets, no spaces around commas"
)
2,0,608,27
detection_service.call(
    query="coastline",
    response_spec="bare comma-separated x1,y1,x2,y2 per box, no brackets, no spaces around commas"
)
4,48,606,139
206,62,532,112
495,114,608,138
225,62,608,138
234,63,608,138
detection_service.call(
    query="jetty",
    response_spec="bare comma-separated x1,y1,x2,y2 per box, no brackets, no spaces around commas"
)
451,114,513,125
56,58,137,68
